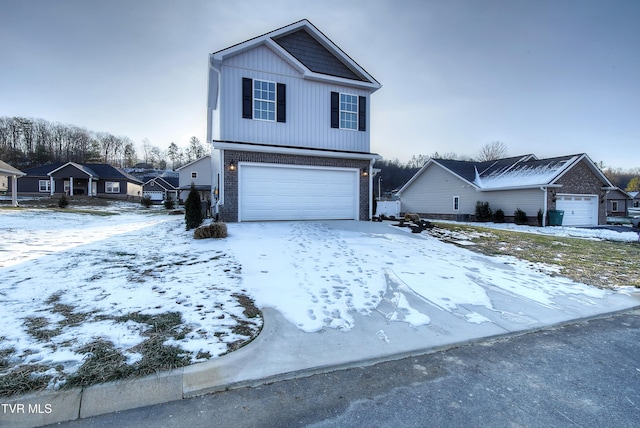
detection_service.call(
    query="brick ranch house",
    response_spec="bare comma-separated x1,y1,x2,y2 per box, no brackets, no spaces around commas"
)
396,154,616,227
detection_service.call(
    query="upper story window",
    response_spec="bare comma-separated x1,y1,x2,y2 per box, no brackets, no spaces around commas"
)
242,78,286,123
331,92,366,131
191,172,198,179
253,80,276,121
339,93,358,130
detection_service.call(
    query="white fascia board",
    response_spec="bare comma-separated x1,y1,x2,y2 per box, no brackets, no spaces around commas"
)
477,184,563,192
175,155,211,171
213,141,380,161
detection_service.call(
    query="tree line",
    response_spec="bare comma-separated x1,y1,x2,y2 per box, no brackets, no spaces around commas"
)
0,116,209,171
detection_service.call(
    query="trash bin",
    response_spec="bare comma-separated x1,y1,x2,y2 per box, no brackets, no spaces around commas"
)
548,210,564,226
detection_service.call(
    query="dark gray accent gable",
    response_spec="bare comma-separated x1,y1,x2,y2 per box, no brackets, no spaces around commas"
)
242,78,252,119
358,96,366,132
330,92,339,128
277,83,286,123
273,29,369,82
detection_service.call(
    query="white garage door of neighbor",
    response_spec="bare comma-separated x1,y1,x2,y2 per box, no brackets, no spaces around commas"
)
239,164,359,221
556,194,598,226
143,191,164,201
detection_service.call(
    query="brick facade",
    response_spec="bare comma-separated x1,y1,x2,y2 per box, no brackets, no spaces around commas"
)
219,150,371,222
549,159,608,224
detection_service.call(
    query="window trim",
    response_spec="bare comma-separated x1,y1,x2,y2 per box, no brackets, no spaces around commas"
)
191,172,198,179
339,92,358,131
453,196,460,211
105,181,120,194
611,200,619,212
38,180,50,193
253,78,277,122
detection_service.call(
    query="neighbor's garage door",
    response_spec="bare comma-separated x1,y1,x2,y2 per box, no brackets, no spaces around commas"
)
143,191,164,201
556,194,598,226
239,164,359,221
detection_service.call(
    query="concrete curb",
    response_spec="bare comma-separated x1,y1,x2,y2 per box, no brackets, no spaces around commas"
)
2,305,640,428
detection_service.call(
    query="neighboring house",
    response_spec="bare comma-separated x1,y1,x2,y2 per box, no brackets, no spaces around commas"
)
396,154,616,227
12,162,143,200
0,160,26,206
629,191,640,216
605,188,632,218
207,19,381,222
142,176,179,203
176,155,212,203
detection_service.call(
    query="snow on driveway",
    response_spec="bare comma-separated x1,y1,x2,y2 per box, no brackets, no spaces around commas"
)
1,207,637,392
225,221,633,332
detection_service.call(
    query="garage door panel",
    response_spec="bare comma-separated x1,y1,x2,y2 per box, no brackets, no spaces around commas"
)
239,164,359,221
556,195,597,226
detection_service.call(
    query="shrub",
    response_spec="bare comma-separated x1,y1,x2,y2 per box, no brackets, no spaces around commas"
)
58,194,69,208
493,209,505,223
514,208,528,225
184,183,203,230
537,209,544,226
404,213,420,223
163,198,175,210
475,201,493,222
140,196,153,208
194,222,228,239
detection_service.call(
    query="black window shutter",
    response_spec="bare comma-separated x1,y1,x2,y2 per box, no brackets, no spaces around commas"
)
277,83,286,123
330,91,339,128
242,78,252,119
358,96,367,131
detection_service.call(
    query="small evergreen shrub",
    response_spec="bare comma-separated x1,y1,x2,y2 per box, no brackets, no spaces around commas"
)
163,198,175,210
475,201,493,222
58,194,69,209
493,209,505,223
140,196,153,208
184,184,204,230
514,208,528,225
537,209,544,226
194,222,228,239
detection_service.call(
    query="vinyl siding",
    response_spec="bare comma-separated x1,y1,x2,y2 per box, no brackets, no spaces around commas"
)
217,45,371,153
479,189,546,216
401,164,477,214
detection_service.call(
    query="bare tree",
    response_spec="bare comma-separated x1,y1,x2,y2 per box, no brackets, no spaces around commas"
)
477,141,508,162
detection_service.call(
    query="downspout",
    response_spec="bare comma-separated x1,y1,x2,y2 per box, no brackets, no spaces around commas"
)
540,186,548,226
368,158,375,220
11,175,18,207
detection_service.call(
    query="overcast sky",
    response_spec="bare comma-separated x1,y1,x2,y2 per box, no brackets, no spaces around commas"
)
1,0,638,169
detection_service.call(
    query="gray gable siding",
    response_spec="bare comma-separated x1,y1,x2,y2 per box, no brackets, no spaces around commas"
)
273,29,367,82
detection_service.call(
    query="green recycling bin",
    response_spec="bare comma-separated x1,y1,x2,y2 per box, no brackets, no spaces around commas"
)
548,210,564,226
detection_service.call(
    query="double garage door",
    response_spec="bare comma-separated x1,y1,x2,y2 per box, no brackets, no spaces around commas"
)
555,194,598,226
238,163,360,221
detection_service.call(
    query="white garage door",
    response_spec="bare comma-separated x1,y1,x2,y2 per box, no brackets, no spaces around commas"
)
556,194,598,226
239,163,359,221
143,190,164,201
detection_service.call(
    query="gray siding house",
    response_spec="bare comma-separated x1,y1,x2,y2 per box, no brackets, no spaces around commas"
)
207,19,381,222
397,154,616,227
12,162,143,199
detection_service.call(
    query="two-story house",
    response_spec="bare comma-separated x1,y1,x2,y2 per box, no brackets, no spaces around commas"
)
207,19,381,222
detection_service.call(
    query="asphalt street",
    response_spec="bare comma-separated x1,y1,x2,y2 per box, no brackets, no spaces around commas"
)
50,308,640,428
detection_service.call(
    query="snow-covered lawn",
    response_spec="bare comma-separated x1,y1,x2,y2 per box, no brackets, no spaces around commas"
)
1,203,637,394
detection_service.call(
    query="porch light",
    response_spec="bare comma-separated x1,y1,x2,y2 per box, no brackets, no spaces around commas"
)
229,160,236,171
362,168,369,177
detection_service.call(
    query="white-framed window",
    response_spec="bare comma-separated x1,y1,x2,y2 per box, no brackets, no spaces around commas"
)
191,172,198,179
340,93,358,130
64,181,70,193
253,79,276,121
612,201,619,212
453,196,460,211
105,181,120,193
38,180,50,192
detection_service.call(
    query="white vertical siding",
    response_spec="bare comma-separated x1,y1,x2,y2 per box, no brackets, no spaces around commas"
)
217,45,371,153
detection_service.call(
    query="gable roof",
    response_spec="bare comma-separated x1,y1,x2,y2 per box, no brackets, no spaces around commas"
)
175,155,211,171
398,153,615,194
22,162,142,184
0,160,26,176
210,19,380,90
143,176,179,190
